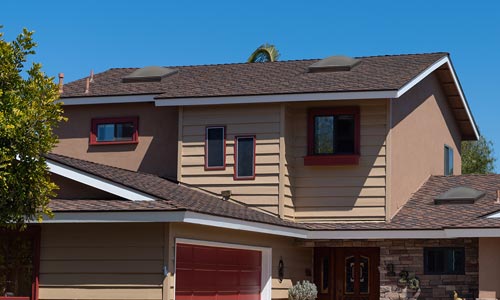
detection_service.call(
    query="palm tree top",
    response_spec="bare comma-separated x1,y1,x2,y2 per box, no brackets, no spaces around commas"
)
247,43,280,63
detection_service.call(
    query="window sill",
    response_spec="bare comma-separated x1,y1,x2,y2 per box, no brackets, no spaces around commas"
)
89,140,139,146
304,155,360,166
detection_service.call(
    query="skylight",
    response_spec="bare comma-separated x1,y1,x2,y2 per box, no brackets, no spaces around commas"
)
308,55,361,72
122,66,177,83
434,186,485,205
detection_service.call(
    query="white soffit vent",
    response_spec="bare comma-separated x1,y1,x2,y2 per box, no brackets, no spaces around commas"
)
122,66,178,83
308,55,361,72
434,186,485,205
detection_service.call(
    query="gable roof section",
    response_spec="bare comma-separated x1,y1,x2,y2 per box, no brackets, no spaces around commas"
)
45,153,304,230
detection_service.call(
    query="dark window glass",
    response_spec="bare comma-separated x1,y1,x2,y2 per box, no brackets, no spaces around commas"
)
444,145,454,175
360,256,370,294
321,256,329,293
96,122,135,142
314,114,355,155
236,137,255,178
345,256,355,294
0,235,34,298
424,247,465,275
206,127,225,168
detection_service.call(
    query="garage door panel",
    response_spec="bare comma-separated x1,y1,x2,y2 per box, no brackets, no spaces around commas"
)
176,243,262,300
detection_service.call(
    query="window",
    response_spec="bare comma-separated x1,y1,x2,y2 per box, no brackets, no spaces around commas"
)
0,228,40,300
444,145,454,175
305,107,360,165
205,127,226,170
90,117,138,145
424,247,465,275
234,136,256,180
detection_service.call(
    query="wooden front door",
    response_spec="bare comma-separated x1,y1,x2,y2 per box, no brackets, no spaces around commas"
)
314,248,379,300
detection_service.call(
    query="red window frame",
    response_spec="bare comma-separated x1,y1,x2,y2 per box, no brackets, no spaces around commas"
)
204,126,226,170
305,107,360,166
233,136,256,180
0,226,40,300
90,117,139,145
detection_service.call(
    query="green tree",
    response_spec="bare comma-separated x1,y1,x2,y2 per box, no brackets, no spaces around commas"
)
247,43,280,63
461,136,496,174
0,27,65,228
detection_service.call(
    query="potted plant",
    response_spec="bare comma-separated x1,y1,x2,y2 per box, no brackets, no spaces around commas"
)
398,270,421,300
288,280,318,300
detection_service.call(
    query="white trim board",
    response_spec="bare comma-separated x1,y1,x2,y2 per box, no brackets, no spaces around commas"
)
174,238,272,300
58,94,156,105
47,160,157,201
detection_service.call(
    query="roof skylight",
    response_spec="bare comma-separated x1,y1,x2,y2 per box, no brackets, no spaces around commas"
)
308,55,361,72
434,186,485,205
122,66,177,83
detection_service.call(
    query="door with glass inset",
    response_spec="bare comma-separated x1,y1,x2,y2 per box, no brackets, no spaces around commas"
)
334,248,379,300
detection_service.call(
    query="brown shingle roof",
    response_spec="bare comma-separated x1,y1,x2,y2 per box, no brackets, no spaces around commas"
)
60,53,447,99
46,153,306,229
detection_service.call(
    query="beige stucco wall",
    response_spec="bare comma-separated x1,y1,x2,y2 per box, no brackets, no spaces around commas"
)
39,223,311,300
389,73,462,217
479,238,500,299
287,100,388,222
53,103,178,179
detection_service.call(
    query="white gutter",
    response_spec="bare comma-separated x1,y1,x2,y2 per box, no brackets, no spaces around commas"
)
58,94,156,106
48,160,157,201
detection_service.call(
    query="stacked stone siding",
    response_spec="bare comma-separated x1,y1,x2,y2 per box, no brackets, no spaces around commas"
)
314,238,478,300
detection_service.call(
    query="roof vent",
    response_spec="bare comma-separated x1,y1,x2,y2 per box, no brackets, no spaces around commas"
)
122,66,177,83
434,186,485,205
308,55,361,73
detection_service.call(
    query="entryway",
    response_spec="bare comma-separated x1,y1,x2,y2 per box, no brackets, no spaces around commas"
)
314,247,380,300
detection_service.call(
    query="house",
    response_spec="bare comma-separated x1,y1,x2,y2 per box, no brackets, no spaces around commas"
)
2,52,500,300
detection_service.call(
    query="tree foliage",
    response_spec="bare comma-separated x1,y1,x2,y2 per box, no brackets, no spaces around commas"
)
247,43,280,63
461,136,496,174
0,27,65,228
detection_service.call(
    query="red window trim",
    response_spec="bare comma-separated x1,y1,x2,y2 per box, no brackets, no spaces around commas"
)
90,117,139,145
204,126,226,171
0,226,40,300
233,136,256,180
306,107,360,166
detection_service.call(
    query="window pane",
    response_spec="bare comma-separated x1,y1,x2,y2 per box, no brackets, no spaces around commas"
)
237,137,254,178
335,115,355,154
97,124,115,141
0,235,34,298
445,146,453,175
424,247,465,275
207,128,224,168
115,123,135,141
314,116,334,154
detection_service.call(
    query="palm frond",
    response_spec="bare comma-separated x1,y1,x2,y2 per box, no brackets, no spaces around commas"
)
247,43,280,63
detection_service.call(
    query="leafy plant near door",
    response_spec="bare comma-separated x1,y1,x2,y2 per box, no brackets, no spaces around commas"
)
398,270,421,300
288,280,318,300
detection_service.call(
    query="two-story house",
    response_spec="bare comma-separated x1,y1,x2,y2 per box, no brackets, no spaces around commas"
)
2,52,500,300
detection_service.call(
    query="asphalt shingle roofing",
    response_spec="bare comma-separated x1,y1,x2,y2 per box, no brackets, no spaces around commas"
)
60,53,447,99
47,153,500,231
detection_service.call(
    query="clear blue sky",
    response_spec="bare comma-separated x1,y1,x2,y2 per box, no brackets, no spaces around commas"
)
2,0,499,170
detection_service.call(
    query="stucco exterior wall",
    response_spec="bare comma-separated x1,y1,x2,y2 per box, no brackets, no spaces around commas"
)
479,238,500,299
53,103,178,179
389,73,462,218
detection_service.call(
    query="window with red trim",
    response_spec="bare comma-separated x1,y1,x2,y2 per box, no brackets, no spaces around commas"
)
0,227,40,300
234,136,256,180
305,107,360,166
90,117,139,145
205,126,226,170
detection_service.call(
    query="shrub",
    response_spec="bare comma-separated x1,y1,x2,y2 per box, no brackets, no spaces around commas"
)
288,280,318,300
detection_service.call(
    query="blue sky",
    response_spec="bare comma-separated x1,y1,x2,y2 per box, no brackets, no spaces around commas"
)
2,0,500,170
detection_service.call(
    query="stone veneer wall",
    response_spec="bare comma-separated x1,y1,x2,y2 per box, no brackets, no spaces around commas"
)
314,238,478,300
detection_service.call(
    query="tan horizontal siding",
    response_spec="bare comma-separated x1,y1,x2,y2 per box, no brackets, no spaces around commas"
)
289,100,388,221
181,104,282,216
40,224,164,300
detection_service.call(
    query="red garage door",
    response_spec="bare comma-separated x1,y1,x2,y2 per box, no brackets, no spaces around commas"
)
176,243,262,300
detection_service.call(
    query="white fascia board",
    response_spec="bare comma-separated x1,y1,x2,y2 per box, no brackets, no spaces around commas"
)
47,160,157,201
486,210,500,218
307,229,447,239
445,228,500,238
41,211,185,223
182,211,308,238
58,94,156,106
396,56,479,139
154,90,397,107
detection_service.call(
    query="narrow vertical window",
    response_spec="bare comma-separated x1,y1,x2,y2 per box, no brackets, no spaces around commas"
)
205,127,225,170
444,145,454,175
234,136,256,180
